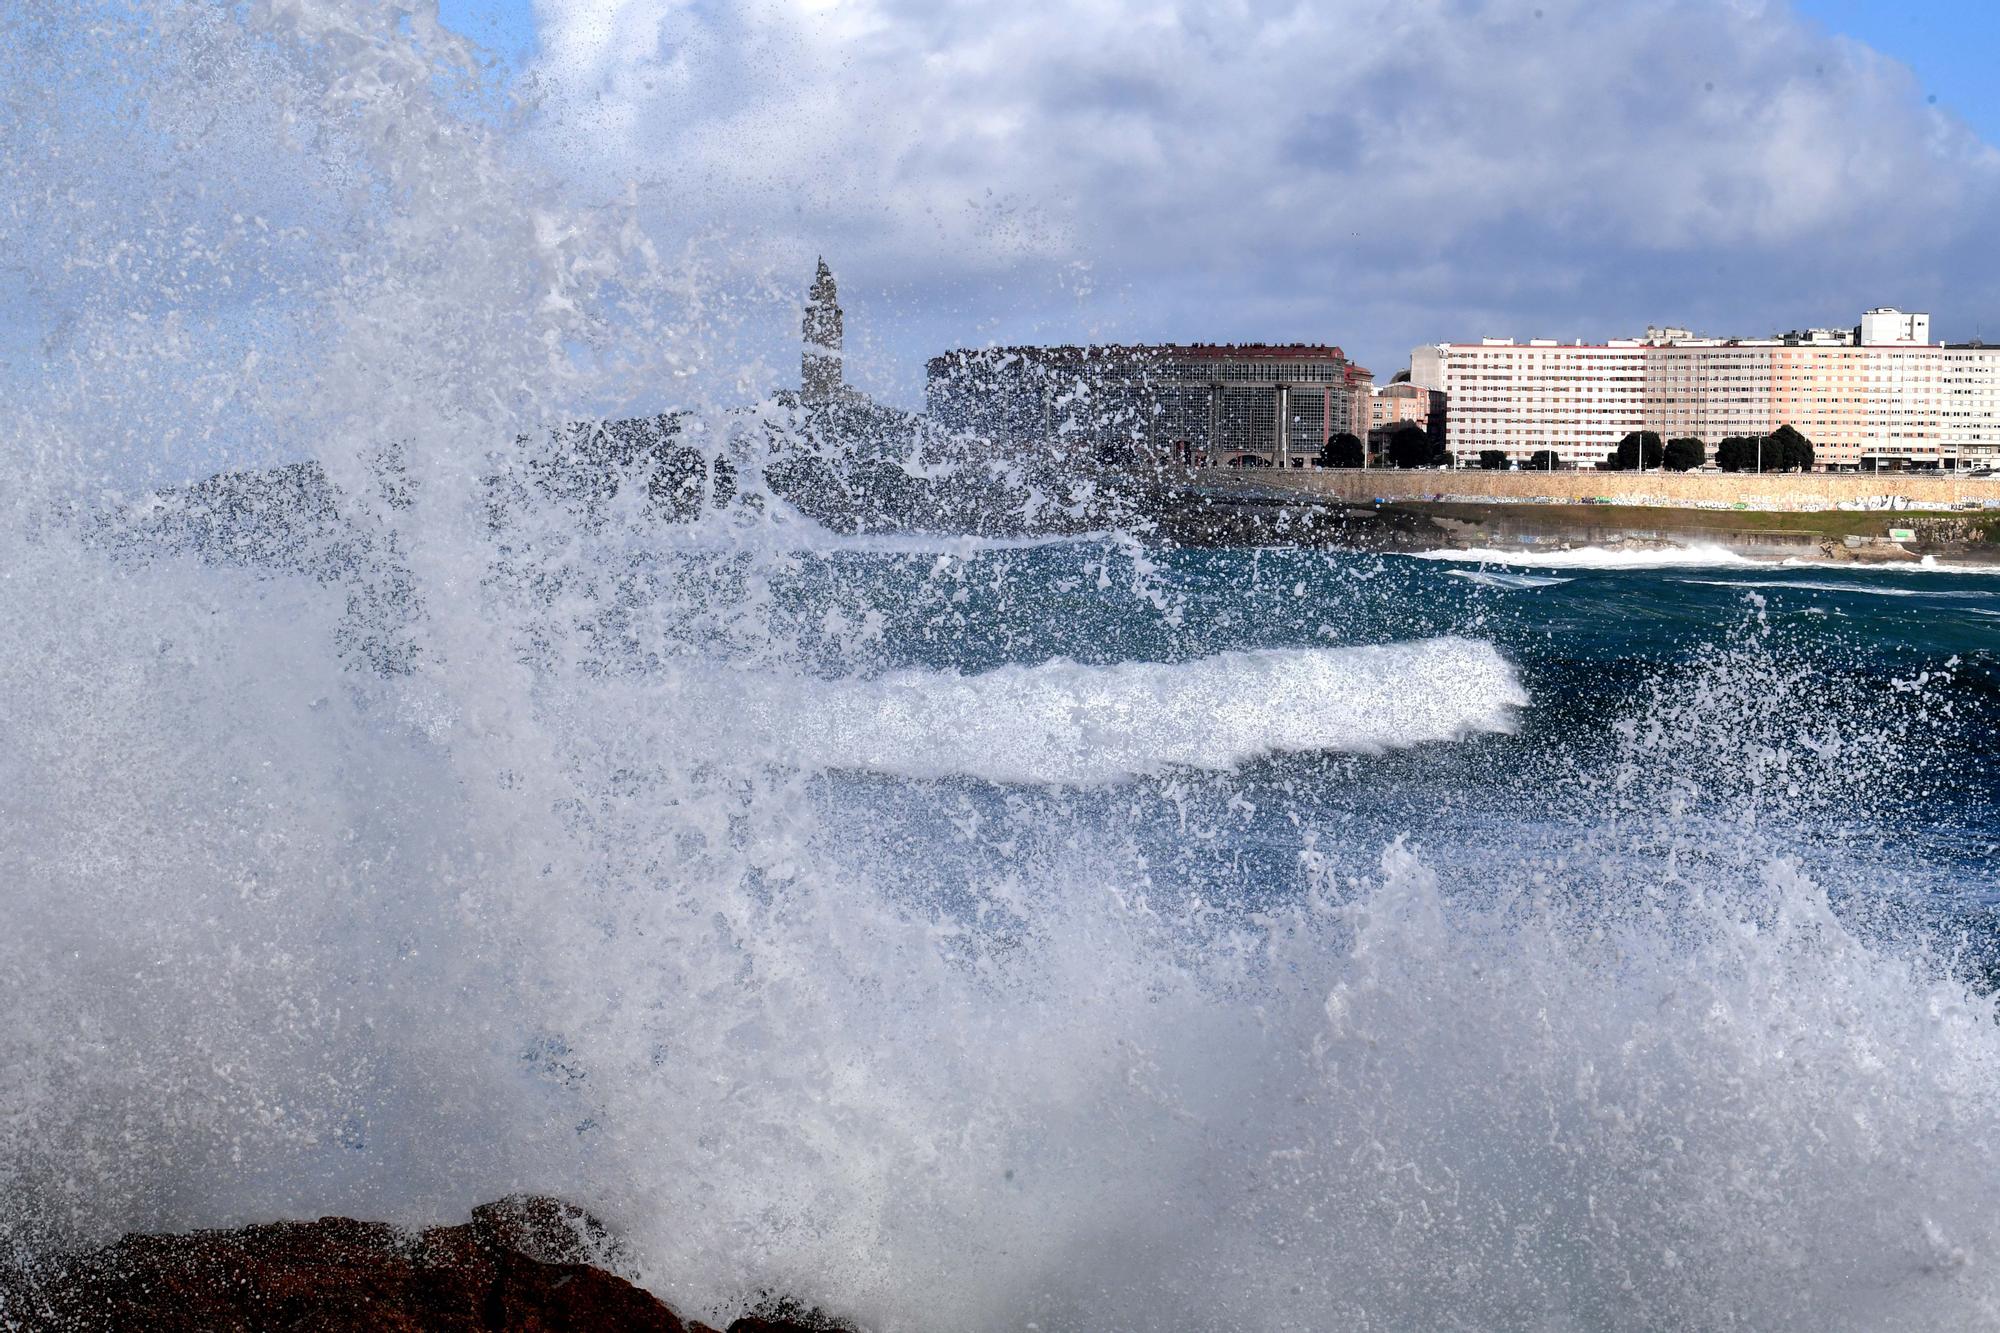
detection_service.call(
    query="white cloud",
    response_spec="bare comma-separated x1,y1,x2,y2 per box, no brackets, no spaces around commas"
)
526,0,2000,396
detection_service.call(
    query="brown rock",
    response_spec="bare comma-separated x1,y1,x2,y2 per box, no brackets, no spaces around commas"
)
0,1197,845,1333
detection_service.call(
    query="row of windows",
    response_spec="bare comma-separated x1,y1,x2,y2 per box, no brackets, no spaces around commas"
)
1456,376,1952,388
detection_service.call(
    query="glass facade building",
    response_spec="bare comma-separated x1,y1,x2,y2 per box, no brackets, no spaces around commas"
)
925,344,1373,466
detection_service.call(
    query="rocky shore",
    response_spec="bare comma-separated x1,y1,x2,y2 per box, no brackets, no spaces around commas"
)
0,1198,844,1333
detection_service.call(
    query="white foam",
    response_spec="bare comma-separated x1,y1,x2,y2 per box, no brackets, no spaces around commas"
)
1779,553,2000,575
1683,579,1996,599
1444,569,1572,590
723,639,1525,785
1409,543,1752,569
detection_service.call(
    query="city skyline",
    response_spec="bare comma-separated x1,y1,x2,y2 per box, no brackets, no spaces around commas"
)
1411,305,2000,471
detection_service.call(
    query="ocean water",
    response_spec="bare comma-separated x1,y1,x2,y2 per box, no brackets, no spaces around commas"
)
5,5,2000,1331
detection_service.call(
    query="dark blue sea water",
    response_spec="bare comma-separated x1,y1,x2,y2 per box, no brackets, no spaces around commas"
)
789,542,2000,926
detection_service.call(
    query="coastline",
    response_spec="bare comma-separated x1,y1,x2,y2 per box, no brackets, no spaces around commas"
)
1139,470,2000,565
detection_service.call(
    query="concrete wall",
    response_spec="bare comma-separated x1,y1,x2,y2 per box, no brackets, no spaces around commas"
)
1216,467,2000,513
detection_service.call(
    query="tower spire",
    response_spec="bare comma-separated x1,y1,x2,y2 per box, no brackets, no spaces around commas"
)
803,258,844,402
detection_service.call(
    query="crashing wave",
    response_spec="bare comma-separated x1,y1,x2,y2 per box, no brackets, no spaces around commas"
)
741,638,1525,784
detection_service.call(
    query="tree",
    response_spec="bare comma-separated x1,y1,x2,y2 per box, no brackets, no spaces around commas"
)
1526,449,1562,471
1664,436,1706,472
1319,432,1365,468
1612,430,1664,470
1387,423,1441,469
1714,429,1812,473
1478,450,1508,470
1714,434,1762,472
1768,423,1814,472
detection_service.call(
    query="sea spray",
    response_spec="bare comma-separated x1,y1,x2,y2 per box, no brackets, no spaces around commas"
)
4,4,2000,1332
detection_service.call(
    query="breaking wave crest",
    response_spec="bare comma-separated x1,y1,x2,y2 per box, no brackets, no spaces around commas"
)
732,639,1524,784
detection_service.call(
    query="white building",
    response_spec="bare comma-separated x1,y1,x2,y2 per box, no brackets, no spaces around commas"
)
1860,307,1931,346
1941,344,2000,467
1412,338,1646,464
1410,310,2000,471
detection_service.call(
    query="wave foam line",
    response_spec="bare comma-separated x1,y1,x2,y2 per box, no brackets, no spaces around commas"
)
768,638,1525,785
1445,569,1571,590
1776,555,2000,575
1410,543,1751,569
1683,579,1996,599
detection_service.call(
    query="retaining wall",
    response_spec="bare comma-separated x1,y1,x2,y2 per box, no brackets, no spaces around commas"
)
1210,467,2000,513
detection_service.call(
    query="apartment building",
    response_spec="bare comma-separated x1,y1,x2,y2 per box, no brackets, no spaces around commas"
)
1412,339,1645,465
1367,380,1447,448
1410,309,2000,471
1941,343,2000,466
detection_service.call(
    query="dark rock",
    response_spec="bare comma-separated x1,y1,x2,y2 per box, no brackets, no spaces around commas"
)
727,1294,859,1332
0,1197,844,1333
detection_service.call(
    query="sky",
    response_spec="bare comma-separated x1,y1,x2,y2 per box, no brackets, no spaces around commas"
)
443,0,2000,407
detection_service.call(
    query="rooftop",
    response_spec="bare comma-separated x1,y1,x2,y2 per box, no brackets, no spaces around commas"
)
929,341,1355,365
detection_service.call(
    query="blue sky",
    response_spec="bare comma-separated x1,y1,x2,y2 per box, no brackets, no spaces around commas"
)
438,0,536,65
433,1,2000,402
1792,1,2000,143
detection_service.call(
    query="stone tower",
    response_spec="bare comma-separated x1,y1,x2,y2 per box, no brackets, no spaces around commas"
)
802,257,844,402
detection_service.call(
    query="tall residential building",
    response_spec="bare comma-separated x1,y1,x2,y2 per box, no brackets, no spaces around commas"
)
802,258,844,402
926,344,1372,466
1410,309,2000,471
1412,338,1647,465
1941,343,2000,464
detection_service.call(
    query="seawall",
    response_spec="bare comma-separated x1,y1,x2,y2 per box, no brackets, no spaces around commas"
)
1135,469,2000,563
1194,467,2000,513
